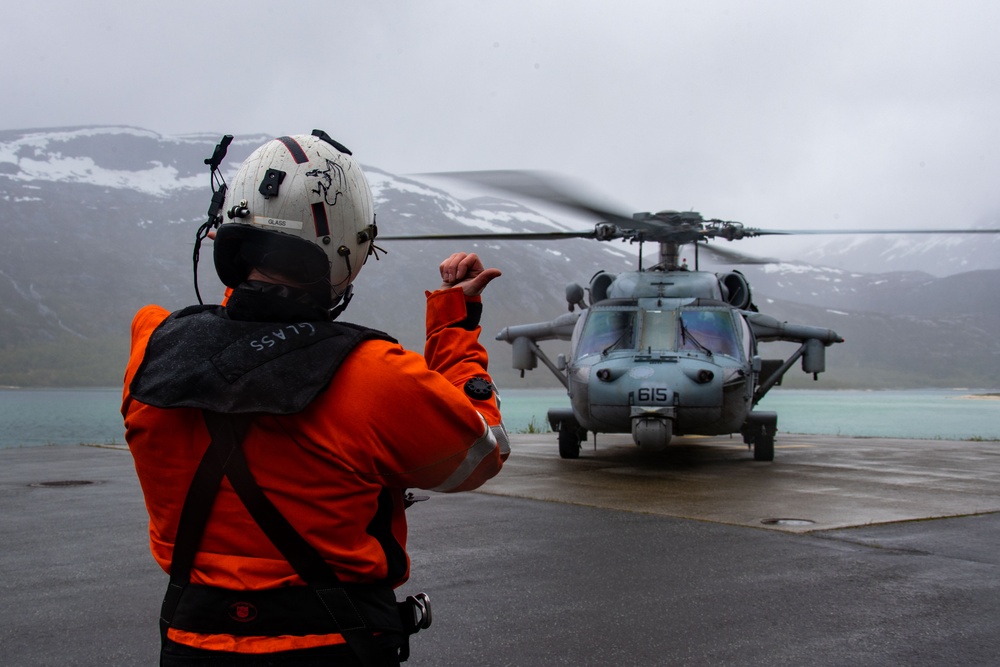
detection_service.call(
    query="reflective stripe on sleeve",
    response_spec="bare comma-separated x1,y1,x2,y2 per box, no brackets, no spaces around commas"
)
491,423,510,459
431,416,502,492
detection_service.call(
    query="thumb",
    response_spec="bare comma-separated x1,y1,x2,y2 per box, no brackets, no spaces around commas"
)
464,268,502,296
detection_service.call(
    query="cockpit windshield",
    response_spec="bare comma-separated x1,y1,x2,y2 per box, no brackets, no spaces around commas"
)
576,308,636,358
576,306,743,360
678,309,742,359
637,310,676,351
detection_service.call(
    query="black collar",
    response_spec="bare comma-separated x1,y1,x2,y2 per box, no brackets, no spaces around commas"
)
225,281,331,323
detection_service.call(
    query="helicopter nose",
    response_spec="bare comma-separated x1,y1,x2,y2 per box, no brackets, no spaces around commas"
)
631,410,673,449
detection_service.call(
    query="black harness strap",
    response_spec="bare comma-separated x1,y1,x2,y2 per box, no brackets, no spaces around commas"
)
160,415,250,640
161,410,395,667
201,412,373,635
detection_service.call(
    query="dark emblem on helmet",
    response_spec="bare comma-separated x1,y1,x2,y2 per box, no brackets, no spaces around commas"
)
306,159,346,206
228,601,259,623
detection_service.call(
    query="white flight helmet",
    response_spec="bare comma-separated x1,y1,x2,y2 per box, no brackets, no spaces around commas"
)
214,131,376,310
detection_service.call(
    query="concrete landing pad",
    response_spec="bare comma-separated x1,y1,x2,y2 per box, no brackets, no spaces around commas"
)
479,433,1000,531
3,437,1000,666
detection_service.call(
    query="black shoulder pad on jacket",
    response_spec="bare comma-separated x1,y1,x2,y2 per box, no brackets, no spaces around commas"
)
130,307,395,414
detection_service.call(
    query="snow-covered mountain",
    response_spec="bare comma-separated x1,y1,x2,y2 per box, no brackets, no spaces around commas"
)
0,126,633,386
0,126,268,194
732,226,1000,277
1,126,998,388
800,229,1000,276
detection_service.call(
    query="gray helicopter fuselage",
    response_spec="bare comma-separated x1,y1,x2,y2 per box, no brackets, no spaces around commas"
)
600,269,723,301
495,266,840,460
566,289,754,445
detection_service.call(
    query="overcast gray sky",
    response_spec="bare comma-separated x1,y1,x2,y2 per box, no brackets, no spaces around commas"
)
4,0,999,233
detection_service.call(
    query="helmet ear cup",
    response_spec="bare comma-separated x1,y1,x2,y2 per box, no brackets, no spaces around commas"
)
213,224,255,289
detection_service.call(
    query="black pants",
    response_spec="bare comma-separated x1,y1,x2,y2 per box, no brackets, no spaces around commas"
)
161,637,400,667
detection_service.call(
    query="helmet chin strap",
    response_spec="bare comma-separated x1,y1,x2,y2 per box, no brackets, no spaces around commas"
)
328,284,354,321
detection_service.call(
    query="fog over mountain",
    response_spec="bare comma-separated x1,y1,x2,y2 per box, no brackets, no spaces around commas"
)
1,127,998,389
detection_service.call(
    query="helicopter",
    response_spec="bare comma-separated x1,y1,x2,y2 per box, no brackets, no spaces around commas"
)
381,171,1000,461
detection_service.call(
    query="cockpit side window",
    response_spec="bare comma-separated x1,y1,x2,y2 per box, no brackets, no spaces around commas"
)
737,313,754,359
679,309,742,359
576,308,636,358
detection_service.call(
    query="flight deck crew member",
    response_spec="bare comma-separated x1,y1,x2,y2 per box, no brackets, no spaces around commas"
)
122,132,509,666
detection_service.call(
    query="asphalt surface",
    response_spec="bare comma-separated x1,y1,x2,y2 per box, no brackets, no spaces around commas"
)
2,433,999,666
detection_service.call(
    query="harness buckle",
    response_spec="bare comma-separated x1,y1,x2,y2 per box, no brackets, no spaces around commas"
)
403,593,432,633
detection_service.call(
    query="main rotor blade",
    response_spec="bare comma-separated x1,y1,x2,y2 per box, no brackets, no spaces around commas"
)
750,227,1000,236
415,169,636,226
691,242,778,265
380,230,597,241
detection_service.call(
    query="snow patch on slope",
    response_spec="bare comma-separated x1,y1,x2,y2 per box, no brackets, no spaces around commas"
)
0,127,206,196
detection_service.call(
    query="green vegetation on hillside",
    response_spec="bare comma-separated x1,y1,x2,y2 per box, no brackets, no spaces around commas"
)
0,335,130,387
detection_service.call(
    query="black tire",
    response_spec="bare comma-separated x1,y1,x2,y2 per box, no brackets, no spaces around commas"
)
558,423,582,459
753,428,775,462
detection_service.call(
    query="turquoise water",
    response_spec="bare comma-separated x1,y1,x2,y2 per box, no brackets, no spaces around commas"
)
0,387,125,449
498,387,1000,441
1,386,998,449
756,388,1000,440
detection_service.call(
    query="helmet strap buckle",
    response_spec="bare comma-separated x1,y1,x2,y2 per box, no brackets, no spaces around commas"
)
329,285,354,321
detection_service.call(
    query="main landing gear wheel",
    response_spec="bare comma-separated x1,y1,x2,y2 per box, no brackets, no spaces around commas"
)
753,427,775,462
742,412,777,462
558,423,582,459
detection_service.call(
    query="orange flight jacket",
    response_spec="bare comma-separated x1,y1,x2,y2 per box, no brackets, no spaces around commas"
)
122,287,509,653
